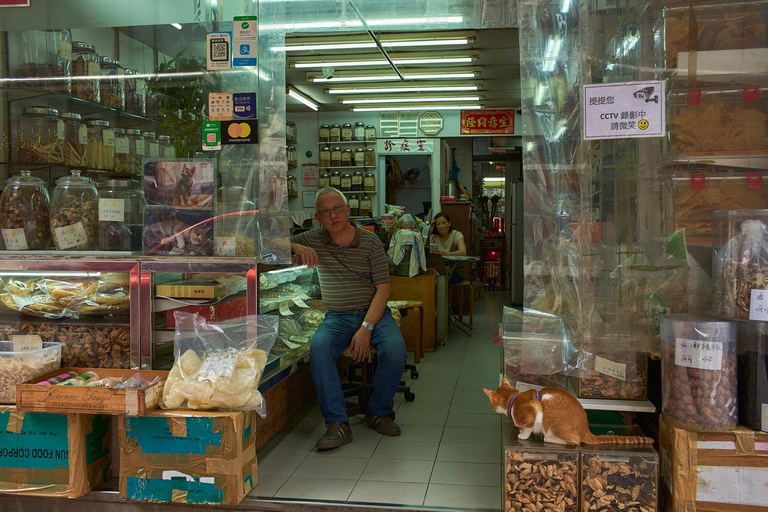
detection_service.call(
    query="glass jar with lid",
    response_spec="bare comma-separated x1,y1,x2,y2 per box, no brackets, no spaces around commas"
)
330,171,341,188
320,146,331,167
125,129,145,175
330,124,341,142
319,124,330,142
340,173,352,192
360,194,372,217
287,175,298,199
142,131,160,159
354,122,365,141
113,128,131,173
99,57,125,110
364,172,376,191
60,112,87,167
364,147,376,166
50,170,98,251
98,179,143,251
331,146,342,167
348,194,360,216
354,148,365,167
0,170,51,250
124,69,146,116
17,29,72,93
18,106,62,164
319,172,330,188
341,148,353,167
365,124,376,141
158,135,174,159
71,41,100,103
352,170,364,191
341,123,353,142
85,119,115,170
286,145,297,167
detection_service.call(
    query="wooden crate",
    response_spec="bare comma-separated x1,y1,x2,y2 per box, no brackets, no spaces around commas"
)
15,367,167,416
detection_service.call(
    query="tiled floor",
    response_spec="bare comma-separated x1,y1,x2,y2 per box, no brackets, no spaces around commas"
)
250,291,507,511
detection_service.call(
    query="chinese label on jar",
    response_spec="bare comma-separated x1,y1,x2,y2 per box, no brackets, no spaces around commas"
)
103,129,115,147
594,356,627,381
214,237,236,256
78,126,88,145
149,142,160,158
675,338,724,370
99,198,125,222
1,228,28,250
115,137,129,154
54,222,88,249
11,334,43,352
749,289,768,321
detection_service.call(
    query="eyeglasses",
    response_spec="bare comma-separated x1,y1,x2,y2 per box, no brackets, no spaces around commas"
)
317,204,347,218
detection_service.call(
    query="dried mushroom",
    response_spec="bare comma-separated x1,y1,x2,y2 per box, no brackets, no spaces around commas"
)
579,353,647,399
580,454,657,512
505,450,578,512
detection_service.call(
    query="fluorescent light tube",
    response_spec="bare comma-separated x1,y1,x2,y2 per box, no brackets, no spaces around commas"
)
293,57,474,69
287,88,319,111
274,38,470,52
483,177,506,182
351,105,482,112
261,16,463,31
312,72,477,82
328,85,479,94
342,96,481,104
171,23,183,30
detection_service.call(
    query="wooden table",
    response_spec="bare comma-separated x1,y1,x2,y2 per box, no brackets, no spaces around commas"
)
389,269,437,352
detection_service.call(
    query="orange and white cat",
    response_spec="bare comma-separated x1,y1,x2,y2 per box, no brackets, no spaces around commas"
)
483,377,653,445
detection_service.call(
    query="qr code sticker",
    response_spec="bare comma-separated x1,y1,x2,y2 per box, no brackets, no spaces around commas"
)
211,41,229,61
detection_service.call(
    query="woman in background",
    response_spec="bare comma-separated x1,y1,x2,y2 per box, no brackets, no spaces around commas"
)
428,212,468,286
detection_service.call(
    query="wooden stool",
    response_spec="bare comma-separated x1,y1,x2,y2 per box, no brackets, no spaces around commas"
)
399,300,424,363
449,281,474,327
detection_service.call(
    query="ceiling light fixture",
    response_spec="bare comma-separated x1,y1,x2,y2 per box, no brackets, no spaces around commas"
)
327,84,480,94
312,72,478,82
171,23,183,30
291,52,477,69
287,87,318,111
261,16,463,31
274,38,471,52
309,68,480,83
342,96,481,104
351,104,482,112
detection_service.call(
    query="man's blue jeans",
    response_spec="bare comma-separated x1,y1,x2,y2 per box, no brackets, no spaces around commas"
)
310,308,407,425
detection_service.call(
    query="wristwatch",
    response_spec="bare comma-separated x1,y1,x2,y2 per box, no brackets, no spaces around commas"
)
361,321,374,332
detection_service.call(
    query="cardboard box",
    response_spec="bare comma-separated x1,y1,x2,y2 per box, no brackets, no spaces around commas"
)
0,406,111,497
660,418,768,511
119,409,256,506
16,368,167,416
165,295,247,328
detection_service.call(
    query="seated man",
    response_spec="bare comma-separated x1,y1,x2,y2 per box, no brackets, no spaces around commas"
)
291,186,407,450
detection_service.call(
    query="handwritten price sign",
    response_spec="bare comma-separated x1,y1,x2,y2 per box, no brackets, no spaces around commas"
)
750,289,768,321
594,356,627,381
675,338,723,370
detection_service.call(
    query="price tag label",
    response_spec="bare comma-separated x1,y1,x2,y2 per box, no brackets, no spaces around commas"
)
283,338,301,349
594,356,627,381
750,289,768,321
162,146,175,158
675,338,724,370
54,222,88,249
279,302,293,316
214,237,237,256
99,198,125,222
292,296,309,308
149,142,160,158
115,136,129,154
516,382,544,393
103,129,115,147
78,126,88,145
87,61,100,76
198,353,237,379
11,335,43,352
57,120,65,140
299,293,310,301
135,141,146,156
1,228,28,251
59,40,72,60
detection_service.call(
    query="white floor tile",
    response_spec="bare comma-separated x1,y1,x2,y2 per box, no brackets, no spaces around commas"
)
307,439,380,459
372,438,440,461
359,458,435,483
450,398,499,415
397,399,451,414
436,441,501,464
349,480,428,505
446,411,502,429
249,475,288,498
273,475,356,501
442,425,501,445
424,483,501,509
293,454,369,480
430,461,502,487
391,408,448,426
256,454,306,477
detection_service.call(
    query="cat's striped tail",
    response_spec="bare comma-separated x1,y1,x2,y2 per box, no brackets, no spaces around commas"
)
584,433,654,445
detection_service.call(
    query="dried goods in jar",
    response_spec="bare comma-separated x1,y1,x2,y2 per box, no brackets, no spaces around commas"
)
670,100,767,156
0,170,51,250
579,352,647,399
580,454,657,512
505,450,578,512
0,357,60,403
58,324,99,367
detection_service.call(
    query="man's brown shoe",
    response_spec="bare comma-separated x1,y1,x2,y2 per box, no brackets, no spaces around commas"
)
365,411,401,436
316,422,353,450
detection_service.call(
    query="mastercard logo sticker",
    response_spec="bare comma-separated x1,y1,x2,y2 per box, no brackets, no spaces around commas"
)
227,122,251,138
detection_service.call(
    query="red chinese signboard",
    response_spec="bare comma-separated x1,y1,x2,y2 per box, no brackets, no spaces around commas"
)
460,109,515,135
0,0,30,6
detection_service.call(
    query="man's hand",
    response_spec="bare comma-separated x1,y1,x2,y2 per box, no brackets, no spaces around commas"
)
349,327,372,362
292,244,319,268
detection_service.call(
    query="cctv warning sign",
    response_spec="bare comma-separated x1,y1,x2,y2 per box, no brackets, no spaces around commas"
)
583,81,665,140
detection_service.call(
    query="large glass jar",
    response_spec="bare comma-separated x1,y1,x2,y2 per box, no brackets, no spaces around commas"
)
348,194,360,216
330,124,341,142
50,170,98,251
364,147,376,166
18,106,62,164
331,146,342,167
60,112,87,167
352,170,364,191
354,122,365,141
341,148,353,167
287,145,297,167
158,135,174,159
365,124,376,141
320,146,331,167
142,131,160,159
125,129,145,175
99,57,125,110
113,128,130,173
17,29,72,93
341,123,353,142
330,171,341,188
361,194,372,217
85,120,115,170
71,41,100,103
287,175,298,198
319,124,330,142
319,172,330,188
215,190,256,257
286,121,297,142
364,172,376,191
341,173,352,191
0,170,51,250
124,69,146,117
354,148,365,167
98,179,143,251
